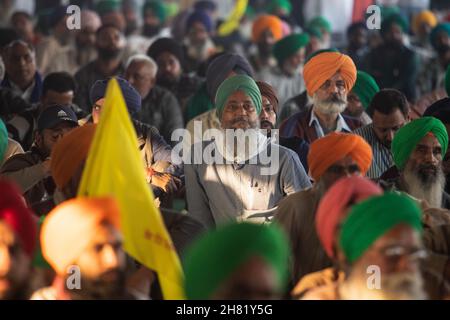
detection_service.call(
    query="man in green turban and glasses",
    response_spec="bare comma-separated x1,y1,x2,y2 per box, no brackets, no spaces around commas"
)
315,192,427,300
257,33,310,107
381,117,450,209
184,75,311,228
183,222,290,299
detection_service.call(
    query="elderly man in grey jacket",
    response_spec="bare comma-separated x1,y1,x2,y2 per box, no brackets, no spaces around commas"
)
184,74,311,229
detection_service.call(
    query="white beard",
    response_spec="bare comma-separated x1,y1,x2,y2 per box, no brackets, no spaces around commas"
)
340,271,426,300
403,165,446,208
312,93,347,115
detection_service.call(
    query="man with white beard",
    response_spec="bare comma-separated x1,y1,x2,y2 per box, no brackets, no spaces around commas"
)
280,49,361,145
303,192,428,300
382,117,450,209
184,75,311,229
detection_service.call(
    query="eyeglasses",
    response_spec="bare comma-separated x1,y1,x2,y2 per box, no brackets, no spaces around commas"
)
378,245,428,264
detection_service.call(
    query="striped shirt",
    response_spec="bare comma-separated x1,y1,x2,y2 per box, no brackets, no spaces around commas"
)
354,124,394,179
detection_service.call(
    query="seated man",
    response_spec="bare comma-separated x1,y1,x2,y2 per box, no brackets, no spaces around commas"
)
382,117,450,209
354,89,410,179
0,179,37,300
87,77,183,197
303,193,427,300
274,132,372,288
248,15,283,74
1,40,43,104
124,54,183,145
256,33,310,107
184,75,311,228
1,105,78,215
280,50,361,144
33,197,144,300
183,222,290,300
147,37,202,110
7,71,83,150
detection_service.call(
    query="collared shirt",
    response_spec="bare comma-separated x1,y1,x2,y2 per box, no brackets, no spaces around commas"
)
10,79,35,102
354,123,394,179
308,111,352,138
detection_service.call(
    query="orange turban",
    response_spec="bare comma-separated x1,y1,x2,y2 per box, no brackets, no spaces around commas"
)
50,124,96,190
303,51,357,97
41,197,121,275
412,10,438,35
307,132,372,181
252,14,283,43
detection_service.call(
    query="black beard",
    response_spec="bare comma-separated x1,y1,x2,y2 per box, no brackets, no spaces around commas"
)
157,74,178,89
97,48,122,60
70,270,126,300
260,120,275,130
143,25,161,38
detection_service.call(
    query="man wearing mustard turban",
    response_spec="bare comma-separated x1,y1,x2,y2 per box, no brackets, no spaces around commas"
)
279,50,361,145
416,23,450,99
365,13,418,102
249,15,283,73
185,75,311,228
257,33,310,107
183,222,290,299
274,132,372,289
412,10,437,56
383,117,450,209
355,89,410,179
32,197,140,300
309,192,426,300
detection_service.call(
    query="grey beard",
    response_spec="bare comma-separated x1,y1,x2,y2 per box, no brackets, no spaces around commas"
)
340,271,426,300
313,94,347,115
403,165,446,208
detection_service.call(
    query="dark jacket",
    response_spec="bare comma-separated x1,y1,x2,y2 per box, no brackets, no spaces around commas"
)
137,85,183,146
279,109,362,144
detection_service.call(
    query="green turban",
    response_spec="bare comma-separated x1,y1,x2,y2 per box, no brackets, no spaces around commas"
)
381,13,409,35
95,0,121,15
392,117,448,170
445,65,450,97
268,0,292,15
0,119,7,163
183,222,290,300
305,26,323,40
339,192,422,264
430,23,450,50
352,71,380,109
273,33,310,65
143,0,167,23
307,16,332,34
215,75,262,119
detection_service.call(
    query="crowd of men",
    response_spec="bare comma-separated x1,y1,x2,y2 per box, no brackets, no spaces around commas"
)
1,0,450,300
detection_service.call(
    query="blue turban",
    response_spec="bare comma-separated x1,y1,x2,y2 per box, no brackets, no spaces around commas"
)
186,10,213,34
205,53,254,101
90,77,142,116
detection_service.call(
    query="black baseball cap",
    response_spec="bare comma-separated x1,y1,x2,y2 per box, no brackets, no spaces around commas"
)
37,105,79,131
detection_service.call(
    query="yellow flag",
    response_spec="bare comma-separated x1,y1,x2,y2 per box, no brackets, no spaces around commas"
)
218,0,248,36
77,78,185,299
